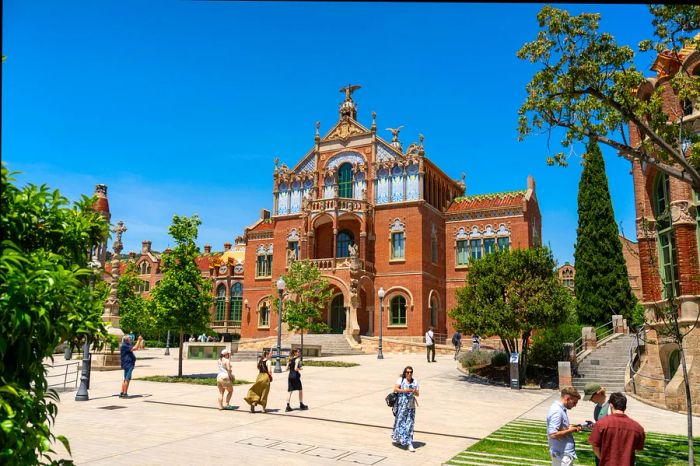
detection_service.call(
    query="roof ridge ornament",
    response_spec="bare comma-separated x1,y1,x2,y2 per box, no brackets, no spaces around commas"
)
386,126,404,152
339,84,360,120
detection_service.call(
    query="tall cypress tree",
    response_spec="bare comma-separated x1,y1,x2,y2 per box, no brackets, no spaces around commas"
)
574,141,636,324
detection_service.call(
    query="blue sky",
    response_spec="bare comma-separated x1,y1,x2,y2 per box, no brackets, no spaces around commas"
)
3,2,654,264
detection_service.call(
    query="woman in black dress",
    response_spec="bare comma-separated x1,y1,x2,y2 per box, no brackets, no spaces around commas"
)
285,349,308,412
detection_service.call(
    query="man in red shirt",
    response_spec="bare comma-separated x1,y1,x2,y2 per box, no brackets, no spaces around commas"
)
588,392,645,465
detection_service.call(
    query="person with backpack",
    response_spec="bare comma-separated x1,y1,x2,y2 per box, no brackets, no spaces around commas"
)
452,331,462,360
391,366,420,452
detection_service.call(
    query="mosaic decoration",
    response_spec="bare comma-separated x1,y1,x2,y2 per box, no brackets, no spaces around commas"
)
376,143,397,162
294,154,315,173
278,183,290,215
483,225,495,236
324,176,335,199
390,218,405,232
376,168,389,204
456,227,468,240
354,172,366,200
290,181,301,213
287,228,299,241
469,226,482,237
303,179,314,199
391,165,404,202
406,163,419,200
326,152,365,169
497,224,509,236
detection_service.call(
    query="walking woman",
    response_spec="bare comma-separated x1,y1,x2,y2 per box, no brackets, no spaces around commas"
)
391,366,420,452
285,349,308,412
216,349,235,410
244,349,273,413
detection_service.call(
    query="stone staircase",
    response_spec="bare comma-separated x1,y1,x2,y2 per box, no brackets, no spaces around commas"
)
287,334,365,356
573,334,635,393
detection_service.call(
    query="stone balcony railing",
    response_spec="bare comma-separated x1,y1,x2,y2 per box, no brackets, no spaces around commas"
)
211,320,242,330
308,257,375,274
307,198,370,213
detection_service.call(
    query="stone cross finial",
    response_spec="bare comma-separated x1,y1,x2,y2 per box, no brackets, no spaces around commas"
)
111,220,127,256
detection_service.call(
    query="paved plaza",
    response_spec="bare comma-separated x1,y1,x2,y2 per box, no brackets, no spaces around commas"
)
50,348,698,465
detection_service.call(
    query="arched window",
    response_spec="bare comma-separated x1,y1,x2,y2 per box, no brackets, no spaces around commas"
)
389,295,407,326
336,230,354,258
139,261,151,275
215,284,226,320
259,303,270,327
653,173,679,299
230,282,243,322
330,294,345,333
669,349,680,380
338,163,353,198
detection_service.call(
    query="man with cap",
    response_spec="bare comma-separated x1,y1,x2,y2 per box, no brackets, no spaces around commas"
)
583,383,609,465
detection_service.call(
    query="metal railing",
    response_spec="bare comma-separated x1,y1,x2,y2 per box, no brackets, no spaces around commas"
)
45,361,80,392
574,319,614,358
627,327,670,394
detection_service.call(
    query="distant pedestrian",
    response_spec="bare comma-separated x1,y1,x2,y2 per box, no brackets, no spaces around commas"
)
134,334,145,350
425,326,436,362
119,335,136,398
198,333,207,343
188,335,196,342
547,386,582,465
217,349,235,410
285,349,308,412
472,334,480,352
245,350,273,413
588,392,645,466
391,366,420,452
451,331,462,360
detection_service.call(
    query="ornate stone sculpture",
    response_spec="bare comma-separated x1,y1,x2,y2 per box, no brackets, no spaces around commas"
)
340,84,361,101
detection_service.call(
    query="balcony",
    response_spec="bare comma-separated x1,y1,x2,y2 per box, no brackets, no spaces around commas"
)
211,320,242,332
308,257,375,274
307,198,370,214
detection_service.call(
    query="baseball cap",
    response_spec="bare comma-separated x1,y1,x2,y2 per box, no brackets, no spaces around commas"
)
583,383,602,401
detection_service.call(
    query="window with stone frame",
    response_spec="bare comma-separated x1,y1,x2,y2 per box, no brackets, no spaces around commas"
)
470,239,482,260
653,173,680,299
259,303,270,327
230,282,243,322
497,236,510,251
256,245,273,278
338,163,354,198
389,295,407,326
139,261,151,275
215,284,226,320
136,280,150,293
456,239,469,265
389,218,406,260
483,237,496,255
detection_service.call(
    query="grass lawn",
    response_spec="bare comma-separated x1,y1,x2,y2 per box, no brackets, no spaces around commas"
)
137,375,252,386
299,360,359,368
446,419,698,466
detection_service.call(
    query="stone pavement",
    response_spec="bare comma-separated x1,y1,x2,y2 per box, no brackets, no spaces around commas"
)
49,348,696,465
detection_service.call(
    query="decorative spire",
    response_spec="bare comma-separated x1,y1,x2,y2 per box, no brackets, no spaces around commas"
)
371,111,377,133
338,84,360,120
315,121,320,143
111,220,127,256
386,126,404,152
418,134,425,156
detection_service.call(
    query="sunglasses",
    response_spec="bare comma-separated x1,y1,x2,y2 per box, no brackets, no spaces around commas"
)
406,370,413,373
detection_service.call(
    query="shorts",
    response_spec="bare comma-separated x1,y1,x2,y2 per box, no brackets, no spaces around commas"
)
551,454,575,466
123,367,133,381
217,375,234,389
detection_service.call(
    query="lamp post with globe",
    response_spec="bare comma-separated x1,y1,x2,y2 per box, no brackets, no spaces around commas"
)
378,287,385,359
274,277,286,373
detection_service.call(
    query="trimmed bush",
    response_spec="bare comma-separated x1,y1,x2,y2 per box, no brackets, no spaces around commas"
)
459,350,493,369
144,340,167,348
491,351,509,367
529,323,582,369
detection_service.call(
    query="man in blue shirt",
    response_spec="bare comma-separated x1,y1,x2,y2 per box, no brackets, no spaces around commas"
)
547,386,583,465
120,335,136,398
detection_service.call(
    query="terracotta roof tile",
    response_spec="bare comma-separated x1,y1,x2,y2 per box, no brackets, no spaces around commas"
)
447,190,526,213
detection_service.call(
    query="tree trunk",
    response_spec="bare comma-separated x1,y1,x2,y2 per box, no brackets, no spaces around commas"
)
520,330,531,383
677,344,694,465
178,329,183,377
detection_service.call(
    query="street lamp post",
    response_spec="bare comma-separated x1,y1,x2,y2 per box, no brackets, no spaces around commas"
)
377,287,385,359
76,256,101,401
274,277,286,373
164,329,171,356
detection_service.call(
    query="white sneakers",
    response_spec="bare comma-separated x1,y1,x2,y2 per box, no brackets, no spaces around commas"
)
408,443,415,452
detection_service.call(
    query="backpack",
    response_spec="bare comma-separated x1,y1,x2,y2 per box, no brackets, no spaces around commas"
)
385,392,398,407
451,335,457,345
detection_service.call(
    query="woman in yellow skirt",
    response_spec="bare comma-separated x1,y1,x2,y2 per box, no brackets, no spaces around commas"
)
244,350,273,413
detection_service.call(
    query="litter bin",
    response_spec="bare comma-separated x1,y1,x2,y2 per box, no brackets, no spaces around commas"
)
509,352,520,390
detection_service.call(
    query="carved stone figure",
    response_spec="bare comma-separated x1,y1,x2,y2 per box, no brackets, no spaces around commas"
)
386,126,404,142
340,84,361,101
348,243,359,259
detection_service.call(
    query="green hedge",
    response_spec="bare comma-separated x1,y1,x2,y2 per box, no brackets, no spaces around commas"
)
529,323,582,369
459,350,493,369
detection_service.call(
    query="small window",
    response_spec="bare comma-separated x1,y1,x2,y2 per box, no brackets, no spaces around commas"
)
336,230,354,258
389,295,407,326
139,261,151,275
497,237,510,251
456,240,469,266
431,234,438,264
256,254,273,277
137,280,150,293
484,238,495,255
391,232,405,260
231,283,243,322
470,239,482,260
259,304,270,327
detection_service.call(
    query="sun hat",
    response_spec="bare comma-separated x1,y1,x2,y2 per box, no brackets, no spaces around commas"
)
583,382,603,401
220,348,231,357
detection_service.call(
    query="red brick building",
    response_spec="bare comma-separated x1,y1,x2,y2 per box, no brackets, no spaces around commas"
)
628,42,700,412
207,89,542,343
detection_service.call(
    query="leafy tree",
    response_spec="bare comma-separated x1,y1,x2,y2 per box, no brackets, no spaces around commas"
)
574,141,637,324
0,165,110,465
517,5,700,191
277,260,332,359
518,7,698,461
449,247,573,381
150,215,213,377
117,261,156,338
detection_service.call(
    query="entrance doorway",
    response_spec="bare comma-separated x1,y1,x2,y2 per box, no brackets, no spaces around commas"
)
330,294,346,333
